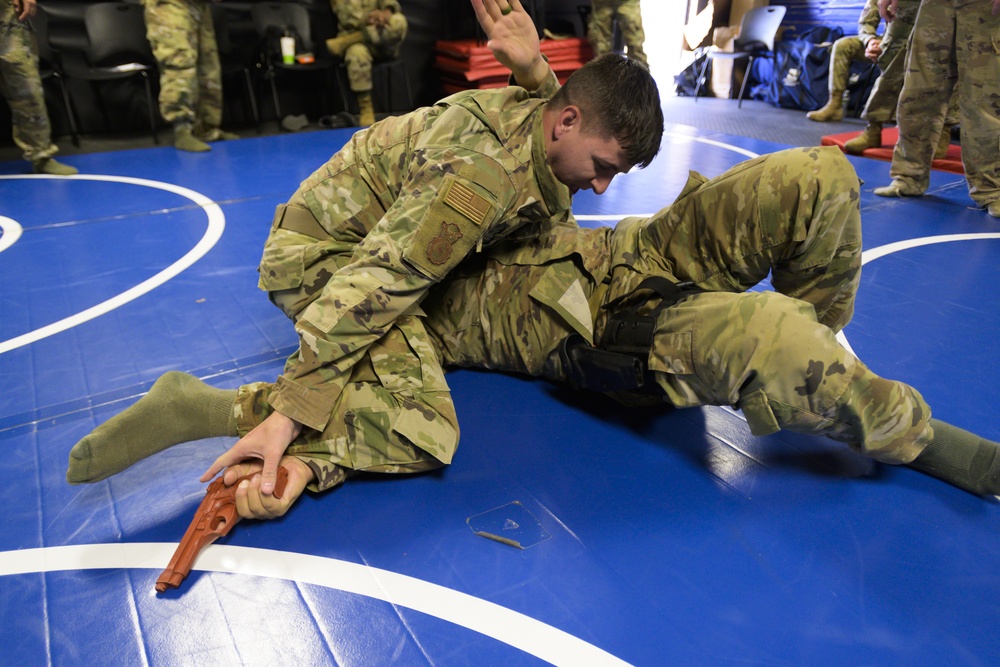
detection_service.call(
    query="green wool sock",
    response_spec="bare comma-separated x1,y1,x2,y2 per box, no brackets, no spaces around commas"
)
66,371,238,484
908,419,1000,496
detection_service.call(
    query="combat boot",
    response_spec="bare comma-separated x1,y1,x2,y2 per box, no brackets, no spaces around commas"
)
987,201,1000,218
32,158,78,175
326,31,363,58
174,123,211,152
197,128,240,142
806,92,844,122
357,92,376,127
933,125,953,160
843,122,882,154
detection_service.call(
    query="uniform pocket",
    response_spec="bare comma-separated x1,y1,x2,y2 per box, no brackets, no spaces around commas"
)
258,232,307,291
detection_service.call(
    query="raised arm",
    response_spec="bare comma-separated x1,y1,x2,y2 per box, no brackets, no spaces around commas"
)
471,0,550,90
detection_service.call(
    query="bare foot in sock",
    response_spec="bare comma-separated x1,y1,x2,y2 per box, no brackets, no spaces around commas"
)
66,371,238,484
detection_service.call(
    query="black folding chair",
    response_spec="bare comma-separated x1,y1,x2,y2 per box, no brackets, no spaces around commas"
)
61,2,160,143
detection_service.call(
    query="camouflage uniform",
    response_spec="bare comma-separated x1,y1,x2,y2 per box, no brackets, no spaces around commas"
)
860,0,958,125
141,0,223,137
331,0,407,93
587,0,646,66
425,147,933,466
237,83,572,491
824,0,881,100
888,0,1000,206
0,0,59,161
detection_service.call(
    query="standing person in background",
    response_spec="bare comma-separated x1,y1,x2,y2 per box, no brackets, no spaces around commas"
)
587,0,647,66
325,0,408,127
0,0,77,174
142,0,237,152
842,0,957,156
874,0,1000,218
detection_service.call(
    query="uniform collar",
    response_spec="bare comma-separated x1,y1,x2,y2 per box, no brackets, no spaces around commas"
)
531,109,572,214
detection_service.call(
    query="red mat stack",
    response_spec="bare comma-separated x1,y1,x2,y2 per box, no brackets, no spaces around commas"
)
434,37,593,94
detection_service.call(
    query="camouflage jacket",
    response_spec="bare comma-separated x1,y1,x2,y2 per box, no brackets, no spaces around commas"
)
260,85,572,432
331,0,403,32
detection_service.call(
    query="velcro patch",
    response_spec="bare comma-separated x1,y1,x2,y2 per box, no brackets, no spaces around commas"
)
426,221,464,265
444,180,491,224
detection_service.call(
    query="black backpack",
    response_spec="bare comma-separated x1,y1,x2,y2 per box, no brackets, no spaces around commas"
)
754,26,845,111
674,50,711,97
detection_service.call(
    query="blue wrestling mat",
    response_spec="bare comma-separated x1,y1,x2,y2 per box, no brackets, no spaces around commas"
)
1,121,998,666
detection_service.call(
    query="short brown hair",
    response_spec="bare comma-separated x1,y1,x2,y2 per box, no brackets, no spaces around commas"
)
548,53,663,169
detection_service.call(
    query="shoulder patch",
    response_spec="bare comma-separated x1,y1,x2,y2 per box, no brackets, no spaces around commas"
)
444,180,491,225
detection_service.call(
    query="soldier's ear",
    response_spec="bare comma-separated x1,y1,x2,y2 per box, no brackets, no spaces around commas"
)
554,105,582,139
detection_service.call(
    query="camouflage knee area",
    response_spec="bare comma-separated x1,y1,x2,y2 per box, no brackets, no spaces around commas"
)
651,292,835,410
345,43,374,92
762,147,862,330
720,293,862,437
824,367,931,464
364,14,407,57
829,36,866,91
234,380,454,489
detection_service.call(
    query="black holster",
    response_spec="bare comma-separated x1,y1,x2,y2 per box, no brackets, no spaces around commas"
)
558,276,702,395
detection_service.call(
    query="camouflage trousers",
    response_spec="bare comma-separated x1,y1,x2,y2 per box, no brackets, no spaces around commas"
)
237,193,457,492
890,0,1000,204
0,17,58,161
343,13,407,93
860,0,959,125
427,147,932,465
142,0,222,130
587,0,647,66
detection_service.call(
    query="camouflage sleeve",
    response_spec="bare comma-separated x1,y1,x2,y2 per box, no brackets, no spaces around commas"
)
532,62,561,98
857,0,882,44
505,57,560,98
271,143,515,432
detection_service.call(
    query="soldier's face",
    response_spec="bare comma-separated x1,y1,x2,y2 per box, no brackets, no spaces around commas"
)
547,107,632,196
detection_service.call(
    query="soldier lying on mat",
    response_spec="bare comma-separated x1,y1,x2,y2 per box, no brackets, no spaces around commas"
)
66,1,1000,514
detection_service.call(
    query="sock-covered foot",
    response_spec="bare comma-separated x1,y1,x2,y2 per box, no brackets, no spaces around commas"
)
908,419,1000,496
66,371,238,484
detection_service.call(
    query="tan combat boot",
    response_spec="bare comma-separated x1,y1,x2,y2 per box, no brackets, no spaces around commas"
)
357,92,376,127
326,31,363,58
843,122,883,154
933,125,954,160
806,92,844,122
32,157,78,175
174,123,211,152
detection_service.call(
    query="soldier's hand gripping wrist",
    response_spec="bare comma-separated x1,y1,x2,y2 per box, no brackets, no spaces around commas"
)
200,411,303,496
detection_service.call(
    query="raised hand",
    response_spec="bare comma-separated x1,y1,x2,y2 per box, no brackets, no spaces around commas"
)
470,0,548,88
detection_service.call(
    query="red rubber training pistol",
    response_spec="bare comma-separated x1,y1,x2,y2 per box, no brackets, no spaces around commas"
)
155,466,288,593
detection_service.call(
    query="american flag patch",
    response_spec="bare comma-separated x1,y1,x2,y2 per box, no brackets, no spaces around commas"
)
444,181,491,225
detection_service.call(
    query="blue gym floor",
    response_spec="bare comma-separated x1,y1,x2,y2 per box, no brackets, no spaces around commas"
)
1,120,998,666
